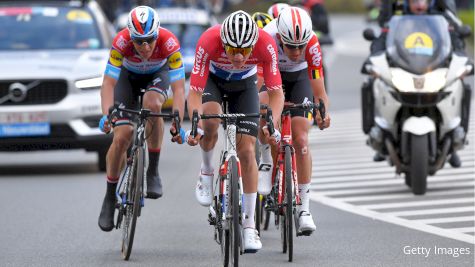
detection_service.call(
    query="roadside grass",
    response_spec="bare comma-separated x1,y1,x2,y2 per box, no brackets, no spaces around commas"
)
459,9,474,47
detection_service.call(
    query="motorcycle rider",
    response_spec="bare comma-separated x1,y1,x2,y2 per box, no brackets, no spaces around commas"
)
371,0,467,55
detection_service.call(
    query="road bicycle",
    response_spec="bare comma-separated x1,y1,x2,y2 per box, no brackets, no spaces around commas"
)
265,99,325,262
110,90,181,260
191,97,271,267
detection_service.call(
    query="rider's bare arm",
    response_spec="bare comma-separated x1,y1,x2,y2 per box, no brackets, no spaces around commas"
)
100,75,117,115
310,78,329,110
267,86,284,128
170,79,185,121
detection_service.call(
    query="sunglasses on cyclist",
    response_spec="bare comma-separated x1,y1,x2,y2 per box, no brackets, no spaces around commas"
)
132,36,157,46
224,45,253,56
284,43,307,50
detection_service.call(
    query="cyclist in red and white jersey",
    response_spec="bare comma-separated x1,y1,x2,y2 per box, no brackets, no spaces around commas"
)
98,6,186,232
267,2,290,19
258,6,331,236
186,10,284,252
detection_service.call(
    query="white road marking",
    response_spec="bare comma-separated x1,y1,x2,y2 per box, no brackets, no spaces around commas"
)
309,109,475,244
413,216,475,224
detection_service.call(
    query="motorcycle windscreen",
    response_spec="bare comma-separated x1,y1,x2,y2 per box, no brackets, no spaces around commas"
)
386,15,451,75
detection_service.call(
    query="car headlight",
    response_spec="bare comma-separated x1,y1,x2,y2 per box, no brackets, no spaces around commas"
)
75,76,102,90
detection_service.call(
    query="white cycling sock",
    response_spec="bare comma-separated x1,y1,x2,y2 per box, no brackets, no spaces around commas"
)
298,183,311,213
243,192,257,229
259,144,272,164
201,149,214,175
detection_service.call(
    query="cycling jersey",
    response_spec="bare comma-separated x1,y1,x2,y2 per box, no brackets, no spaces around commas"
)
104,28,185,82
263,20,324,80
189,25,282,93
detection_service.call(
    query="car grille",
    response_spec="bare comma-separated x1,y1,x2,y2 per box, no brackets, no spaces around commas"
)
0,80,68,105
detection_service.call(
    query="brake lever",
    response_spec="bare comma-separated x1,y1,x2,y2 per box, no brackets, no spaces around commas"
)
170,110,181,137
266,107,275,135
318,98,326,126
191,110,199,138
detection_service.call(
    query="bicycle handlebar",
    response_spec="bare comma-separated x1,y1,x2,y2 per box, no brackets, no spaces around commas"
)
109,103,182,135
190,110,271,138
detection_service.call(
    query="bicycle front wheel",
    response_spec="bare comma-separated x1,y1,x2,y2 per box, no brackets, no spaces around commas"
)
255,194,263,236
229,156,241,267
121,146,145,260
284,145,293,262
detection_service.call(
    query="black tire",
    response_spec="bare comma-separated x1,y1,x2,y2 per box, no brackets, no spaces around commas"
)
361,80,374,134
229,157,240,267
280,214,287,254
409,134,429,195
263,208,271,231
255,194,262,236
222,229,230,267
97,148,108,172
121,146,144,260
254,141,262,236
284,146,293,262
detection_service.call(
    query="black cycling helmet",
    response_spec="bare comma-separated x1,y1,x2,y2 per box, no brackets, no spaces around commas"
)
252,12,273,29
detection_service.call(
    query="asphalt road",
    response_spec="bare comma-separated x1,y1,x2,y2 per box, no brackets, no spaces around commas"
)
0,15,474,266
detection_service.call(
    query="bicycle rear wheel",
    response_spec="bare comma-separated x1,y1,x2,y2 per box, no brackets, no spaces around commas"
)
284,145,293,262
121,146,145,260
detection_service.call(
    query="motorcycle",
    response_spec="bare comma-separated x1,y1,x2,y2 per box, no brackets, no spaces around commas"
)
361,15,473,195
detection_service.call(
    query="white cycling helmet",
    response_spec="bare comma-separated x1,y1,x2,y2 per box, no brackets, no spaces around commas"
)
127,6,160,40
267,3,290,19
220,10,258,48
277,7,313,46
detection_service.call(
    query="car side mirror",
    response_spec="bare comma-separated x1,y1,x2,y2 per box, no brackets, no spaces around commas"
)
363,28,376,41
459,25,472,39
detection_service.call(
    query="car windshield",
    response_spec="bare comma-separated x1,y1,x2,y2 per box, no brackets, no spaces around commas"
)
162,24,205,49
386,15,451,74
0,6,103,50
163,23,206,74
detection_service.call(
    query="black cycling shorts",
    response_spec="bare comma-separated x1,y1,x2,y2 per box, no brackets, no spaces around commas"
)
202,73,259,137
260,69,314,119
281,69,314,119
113,67,170,126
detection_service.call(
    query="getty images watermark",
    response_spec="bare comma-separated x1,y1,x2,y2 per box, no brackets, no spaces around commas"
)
403,246,472,258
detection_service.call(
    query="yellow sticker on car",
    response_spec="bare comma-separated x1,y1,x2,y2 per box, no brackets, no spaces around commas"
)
66,10,92,23
167,51,183,69
404,32,434,56
109,49,123,67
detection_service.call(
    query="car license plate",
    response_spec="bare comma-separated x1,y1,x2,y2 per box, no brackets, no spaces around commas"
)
0,112,50,137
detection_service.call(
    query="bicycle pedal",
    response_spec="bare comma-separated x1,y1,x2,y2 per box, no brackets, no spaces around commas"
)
208,214,216,225
243,249,258,254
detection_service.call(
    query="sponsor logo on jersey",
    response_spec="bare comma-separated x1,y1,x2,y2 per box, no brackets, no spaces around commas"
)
116,35,127,50
266,44,278,75
308,43,322,68
165,37,178,52
109,49,123,67
192,46,208,77
167,51,183,69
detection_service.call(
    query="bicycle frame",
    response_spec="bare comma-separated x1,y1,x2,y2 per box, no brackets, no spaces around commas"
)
274,111,301,211
110,89,181,260
268,100,325,215
193,102,266,265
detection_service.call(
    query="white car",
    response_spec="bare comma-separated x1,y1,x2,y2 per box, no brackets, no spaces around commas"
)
115,7,217,109
0,0,115,171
